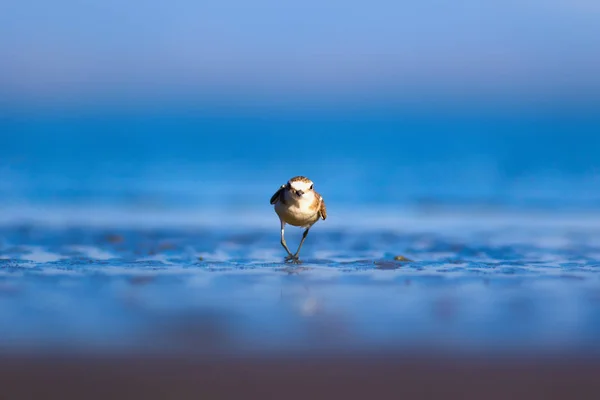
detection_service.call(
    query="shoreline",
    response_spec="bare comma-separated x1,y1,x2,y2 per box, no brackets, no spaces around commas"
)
3,204,600,231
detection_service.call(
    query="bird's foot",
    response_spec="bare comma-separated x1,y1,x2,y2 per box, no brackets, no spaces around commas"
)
285,255,302,264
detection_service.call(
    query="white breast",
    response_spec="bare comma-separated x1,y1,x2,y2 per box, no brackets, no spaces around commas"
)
274,194,320,228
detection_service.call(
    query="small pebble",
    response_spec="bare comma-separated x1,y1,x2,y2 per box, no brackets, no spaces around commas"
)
105,234,124,244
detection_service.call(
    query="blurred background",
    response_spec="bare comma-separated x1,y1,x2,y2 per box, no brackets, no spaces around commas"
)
1,0,599,223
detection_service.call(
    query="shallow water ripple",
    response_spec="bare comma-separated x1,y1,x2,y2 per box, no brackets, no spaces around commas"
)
1,224,599,357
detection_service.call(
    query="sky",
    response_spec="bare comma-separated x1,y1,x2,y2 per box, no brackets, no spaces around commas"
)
1,0,599,107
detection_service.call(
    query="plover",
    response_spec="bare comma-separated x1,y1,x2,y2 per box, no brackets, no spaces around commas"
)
270,176,327,263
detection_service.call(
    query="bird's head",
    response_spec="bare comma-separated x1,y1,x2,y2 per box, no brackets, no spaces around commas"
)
286,176,315,199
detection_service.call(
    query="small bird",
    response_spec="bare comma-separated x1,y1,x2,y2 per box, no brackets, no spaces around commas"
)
270,176,327,263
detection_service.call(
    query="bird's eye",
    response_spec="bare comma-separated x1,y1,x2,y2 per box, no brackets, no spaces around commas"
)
309,184,313,190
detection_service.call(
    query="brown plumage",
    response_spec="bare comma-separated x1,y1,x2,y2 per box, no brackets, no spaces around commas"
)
289,176,312,184
317,193,327,220
270,176,326,263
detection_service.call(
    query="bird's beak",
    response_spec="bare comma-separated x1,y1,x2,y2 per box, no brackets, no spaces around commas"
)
296,190,304,196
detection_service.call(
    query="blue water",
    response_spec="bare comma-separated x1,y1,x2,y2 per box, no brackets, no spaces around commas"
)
1,106,600,357
2,108,600,212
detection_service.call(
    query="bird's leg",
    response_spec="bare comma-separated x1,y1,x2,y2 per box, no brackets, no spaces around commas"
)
292,228,310,262
280,222,296,262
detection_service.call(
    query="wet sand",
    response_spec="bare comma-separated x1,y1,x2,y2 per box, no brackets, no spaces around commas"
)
1,353,600,400
2,224,600,399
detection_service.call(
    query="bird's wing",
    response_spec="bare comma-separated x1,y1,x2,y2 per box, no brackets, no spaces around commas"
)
270,185,285,204
319,196,327,220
